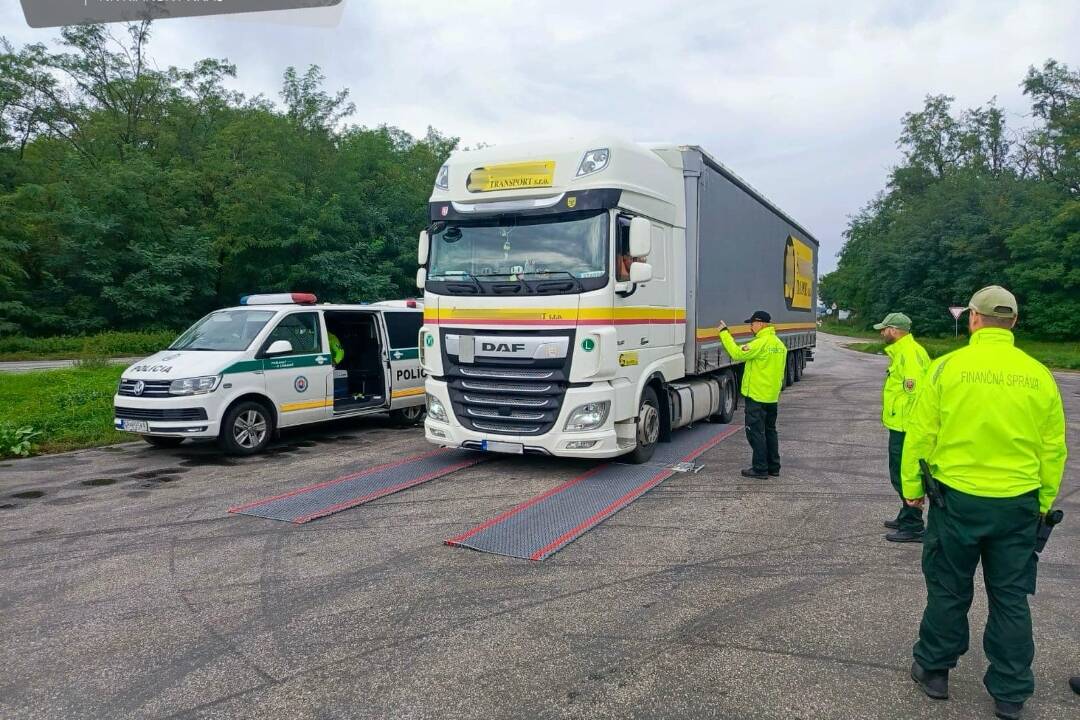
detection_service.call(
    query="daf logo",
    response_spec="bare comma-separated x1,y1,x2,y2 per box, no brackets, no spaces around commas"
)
481,342,526,353
133,380,145,396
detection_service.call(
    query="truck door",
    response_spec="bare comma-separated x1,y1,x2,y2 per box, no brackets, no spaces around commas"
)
614,214,676,355
381,310,425,406
258,310,333,427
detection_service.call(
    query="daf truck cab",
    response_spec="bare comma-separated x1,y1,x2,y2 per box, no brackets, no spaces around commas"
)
418,138,818,462
114,294,426,454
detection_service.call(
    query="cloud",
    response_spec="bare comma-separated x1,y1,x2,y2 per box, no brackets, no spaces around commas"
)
3,0,1078,271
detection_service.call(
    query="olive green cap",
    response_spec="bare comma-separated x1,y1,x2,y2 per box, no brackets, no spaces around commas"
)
967,285,1017,318
872,312,912,331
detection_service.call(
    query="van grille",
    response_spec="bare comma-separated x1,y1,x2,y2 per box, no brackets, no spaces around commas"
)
115,407,209,421
118,379,172,397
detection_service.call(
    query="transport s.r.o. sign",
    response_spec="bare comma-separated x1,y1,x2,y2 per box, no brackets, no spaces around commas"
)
19,0,342,28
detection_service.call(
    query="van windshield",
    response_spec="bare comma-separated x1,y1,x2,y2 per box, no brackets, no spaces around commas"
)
169,310,276,351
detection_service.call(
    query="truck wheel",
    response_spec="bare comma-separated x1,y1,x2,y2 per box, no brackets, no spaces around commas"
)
218,400,273,455
712,370,737,424
390,405,426,426
626,386,660,464
793,350,804,381
142,436,185,448
783,353,795,388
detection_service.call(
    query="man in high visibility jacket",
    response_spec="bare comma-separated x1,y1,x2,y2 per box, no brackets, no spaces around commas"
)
873,312,931,543
717,310,789,479
328,331,345,366
901,286,1066,720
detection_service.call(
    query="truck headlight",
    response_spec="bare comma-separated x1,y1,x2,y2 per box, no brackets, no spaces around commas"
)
564,401,610,432
576,148,610,177
168,376,221,395
427,393,448,423
434,164,449,190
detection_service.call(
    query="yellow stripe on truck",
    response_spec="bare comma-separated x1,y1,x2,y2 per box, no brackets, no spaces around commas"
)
694,322,817,340
424,306,687,326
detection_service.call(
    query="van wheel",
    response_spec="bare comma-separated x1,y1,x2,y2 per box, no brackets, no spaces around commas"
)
142,436,185,448
626,386,660,464
219,400,273,455
713,370,737,424
390,405,426,426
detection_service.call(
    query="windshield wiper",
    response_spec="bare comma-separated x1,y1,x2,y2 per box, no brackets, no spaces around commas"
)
520,271,584,294
433,272,485,294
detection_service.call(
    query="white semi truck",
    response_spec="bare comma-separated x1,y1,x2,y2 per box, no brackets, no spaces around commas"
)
417,139,817,462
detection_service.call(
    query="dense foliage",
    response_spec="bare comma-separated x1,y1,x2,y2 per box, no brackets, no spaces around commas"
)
0,22,455,337
820,61,1079,338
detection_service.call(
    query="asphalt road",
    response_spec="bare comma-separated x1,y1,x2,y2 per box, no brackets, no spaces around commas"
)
1,334,1077,720
0,357,142,373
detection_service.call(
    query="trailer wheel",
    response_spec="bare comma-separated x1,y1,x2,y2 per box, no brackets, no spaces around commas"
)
783,352,795,388
218,400,274,455
793,349,804,382
625,385,660,464
713,370,737,424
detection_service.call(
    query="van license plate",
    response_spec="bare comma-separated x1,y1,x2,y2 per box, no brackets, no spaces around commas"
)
122,420,149,433
481,440,523,454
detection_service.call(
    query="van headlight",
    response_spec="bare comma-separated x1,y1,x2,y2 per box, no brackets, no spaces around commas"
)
427,393,448,423
169,376,221,395
564,401,610,432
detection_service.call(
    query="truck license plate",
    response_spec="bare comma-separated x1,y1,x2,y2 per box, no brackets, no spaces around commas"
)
121,419,149,433
481,440,523,454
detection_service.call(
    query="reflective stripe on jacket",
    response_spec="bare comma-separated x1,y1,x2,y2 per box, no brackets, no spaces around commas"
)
900,328,1067,513
719,325,788,403
881,333,930,431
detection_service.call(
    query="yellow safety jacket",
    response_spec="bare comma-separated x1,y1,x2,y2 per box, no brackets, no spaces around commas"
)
719,325,788,403
901,328,1067,513
328,332,345,365
882,333,930,432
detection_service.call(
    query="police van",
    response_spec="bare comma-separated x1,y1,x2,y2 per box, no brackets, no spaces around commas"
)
113,294,426,454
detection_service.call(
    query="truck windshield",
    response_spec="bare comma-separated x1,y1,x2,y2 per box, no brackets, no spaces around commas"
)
169,309,276,351
428,210,608,291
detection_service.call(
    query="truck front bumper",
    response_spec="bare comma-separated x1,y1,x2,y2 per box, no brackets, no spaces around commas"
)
113,395,221,439
423,380,627,459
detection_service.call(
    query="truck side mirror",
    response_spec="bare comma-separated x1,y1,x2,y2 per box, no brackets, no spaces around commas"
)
265,340,293,356
629,262,652,284
629,217,651,257
418,230,430,265
416,267,427,289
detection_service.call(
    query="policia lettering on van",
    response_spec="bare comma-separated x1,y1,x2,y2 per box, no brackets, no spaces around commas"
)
113,294,427,455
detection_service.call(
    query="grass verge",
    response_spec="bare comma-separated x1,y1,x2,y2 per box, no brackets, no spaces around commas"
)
0,365,129,457
842,337,1080,371
0,330,176,361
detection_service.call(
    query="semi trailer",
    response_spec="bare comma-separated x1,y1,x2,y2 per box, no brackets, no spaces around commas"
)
416,139,817,462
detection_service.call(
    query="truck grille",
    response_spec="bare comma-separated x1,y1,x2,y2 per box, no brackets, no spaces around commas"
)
115,406,209,421
118,379,172,397
441,328,573,436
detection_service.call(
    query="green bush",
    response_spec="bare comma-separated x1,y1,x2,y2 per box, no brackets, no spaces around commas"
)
0,330,177,361
0,424,40,458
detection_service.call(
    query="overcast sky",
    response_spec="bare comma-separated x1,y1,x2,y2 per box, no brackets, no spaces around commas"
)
5,0,1079,273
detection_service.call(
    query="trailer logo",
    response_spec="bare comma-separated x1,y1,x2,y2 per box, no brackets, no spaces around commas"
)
783,235,814,311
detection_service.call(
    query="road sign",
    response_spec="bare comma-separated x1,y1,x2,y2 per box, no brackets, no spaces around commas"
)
831,302,838,310
948,306,965,319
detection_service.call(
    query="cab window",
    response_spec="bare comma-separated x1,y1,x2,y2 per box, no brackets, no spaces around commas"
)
261,312,321,356
615,215,632,281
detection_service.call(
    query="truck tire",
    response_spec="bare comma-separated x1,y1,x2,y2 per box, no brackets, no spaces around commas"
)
390,405,426,426
713,370,737,424
218,400,274,455
142,436,185,449
793,349,804,382
626,385,660,464
783,352,795,388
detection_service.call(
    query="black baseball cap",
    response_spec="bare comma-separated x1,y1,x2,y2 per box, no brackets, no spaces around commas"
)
744,310,771,323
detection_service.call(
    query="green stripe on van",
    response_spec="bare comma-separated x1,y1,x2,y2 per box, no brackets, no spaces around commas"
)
223,353,332,374
389,347,420,360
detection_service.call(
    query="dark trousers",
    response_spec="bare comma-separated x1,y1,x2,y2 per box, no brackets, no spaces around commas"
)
914,486,1040,703
743,397,779,473
888,430,924,532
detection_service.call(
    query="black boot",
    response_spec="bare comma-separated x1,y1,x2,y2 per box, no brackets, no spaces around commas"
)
910,661,949,699
1071,676,1080,694
740,468,767,479
886,529,924,543
993,698,1023,720
884,519,900,529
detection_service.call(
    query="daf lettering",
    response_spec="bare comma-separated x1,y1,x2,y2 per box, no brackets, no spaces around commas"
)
482,342,526,354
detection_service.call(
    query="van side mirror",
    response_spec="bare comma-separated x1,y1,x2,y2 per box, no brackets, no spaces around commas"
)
416,267,427,289
629,217,651,257
265,340,293,356
629,262,652,284
418,230,430,265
